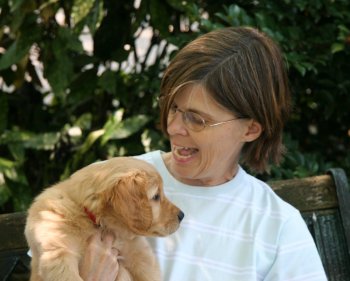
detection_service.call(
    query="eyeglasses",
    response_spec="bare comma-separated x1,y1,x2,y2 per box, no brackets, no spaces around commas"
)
168,105,243,132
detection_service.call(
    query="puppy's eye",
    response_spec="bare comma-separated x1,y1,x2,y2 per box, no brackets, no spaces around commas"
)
152,193,160,201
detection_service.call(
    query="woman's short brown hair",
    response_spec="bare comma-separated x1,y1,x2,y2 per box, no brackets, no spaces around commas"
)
159,27,292,173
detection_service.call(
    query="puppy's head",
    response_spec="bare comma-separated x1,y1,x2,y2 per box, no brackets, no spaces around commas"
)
83,158,184,236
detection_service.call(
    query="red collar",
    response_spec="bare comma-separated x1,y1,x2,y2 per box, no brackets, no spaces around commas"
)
84,207,98,226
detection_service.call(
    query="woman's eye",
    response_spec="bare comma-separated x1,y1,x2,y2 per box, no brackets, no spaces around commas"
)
186,112,204,125
169,104,177,113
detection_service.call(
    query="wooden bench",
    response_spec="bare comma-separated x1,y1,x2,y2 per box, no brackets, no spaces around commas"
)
1,168,349,280
271,168,350,280
0,212,30,281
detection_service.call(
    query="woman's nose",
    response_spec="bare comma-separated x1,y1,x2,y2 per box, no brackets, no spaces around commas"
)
167,112,188,136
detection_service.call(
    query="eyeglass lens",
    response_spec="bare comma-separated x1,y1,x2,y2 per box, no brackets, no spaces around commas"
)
183,111,205,131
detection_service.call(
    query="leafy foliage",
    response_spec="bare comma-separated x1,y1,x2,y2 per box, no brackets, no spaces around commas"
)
0,0,349,212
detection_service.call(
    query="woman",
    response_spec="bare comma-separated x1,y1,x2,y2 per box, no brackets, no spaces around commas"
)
80,27,327,280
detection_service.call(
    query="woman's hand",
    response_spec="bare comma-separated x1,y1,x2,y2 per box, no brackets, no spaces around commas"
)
79,230,119,281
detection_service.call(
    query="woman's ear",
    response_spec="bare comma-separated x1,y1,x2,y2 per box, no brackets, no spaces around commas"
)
243,120,262,142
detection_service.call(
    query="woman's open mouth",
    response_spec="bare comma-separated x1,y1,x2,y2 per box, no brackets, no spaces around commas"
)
172,145,198,160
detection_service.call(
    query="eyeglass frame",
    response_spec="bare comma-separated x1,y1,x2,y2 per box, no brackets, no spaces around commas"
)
168,105,245,132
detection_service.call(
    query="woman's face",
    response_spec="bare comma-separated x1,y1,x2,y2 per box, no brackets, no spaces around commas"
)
164,84,254,186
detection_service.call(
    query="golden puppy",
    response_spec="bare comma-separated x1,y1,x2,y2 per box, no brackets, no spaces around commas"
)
25,157,184,281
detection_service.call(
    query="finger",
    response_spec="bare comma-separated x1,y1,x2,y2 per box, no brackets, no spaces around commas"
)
110,247,124,261
87,230,102,245
101,231,115,247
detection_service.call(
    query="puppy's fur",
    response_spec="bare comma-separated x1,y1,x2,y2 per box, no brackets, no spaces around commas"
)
25,157,184,281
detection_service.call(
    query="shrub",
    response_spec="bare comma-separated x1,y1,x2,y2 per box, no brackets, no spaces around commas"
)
0,0,349,212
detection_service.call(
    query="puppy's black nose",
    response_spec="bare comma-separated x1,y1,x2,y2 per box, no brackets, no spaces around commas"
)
178,211,185,222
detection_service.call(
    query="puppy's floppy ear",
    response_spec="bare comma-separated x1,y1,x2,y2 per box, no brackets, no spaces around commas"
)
107,171,153,234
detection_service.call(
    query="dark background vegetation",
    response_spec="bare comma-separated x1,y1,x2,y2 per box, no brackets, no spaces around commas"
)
0,0,349,213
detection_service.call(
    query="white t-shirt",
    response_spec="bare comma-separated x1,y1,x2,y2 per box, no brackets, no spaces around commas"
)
135,150,327,281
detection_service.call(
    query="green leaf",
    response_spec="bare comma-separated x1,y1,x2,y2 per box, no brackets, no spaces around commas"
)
0,158,16,171
98,69,117,93
43,27,83,94
294,63,306,76
72,0,96,25
25,132,61,150
0,131,60,150
215,5,254,27
0,14,40,70
4,167,28,185
38,0,60,10
331,43,344,54
8,144,25,163
0,180,11,206
61,128,105,179
77,129,105,155
72,0,103,35
101,114,150,145
9,0,26,12
9,1,37,32
74,113,93,130
57,27,84,53
44,53,73,95
0,41,30,71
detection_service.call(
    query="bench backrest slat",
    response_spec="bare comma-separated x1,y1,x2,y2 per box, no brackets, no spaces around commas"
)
270,174,338,211
329,168,350,258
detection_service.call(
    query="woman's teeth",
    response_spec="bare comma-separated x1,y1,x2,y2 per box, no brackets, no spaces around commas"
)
173,146,198,159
